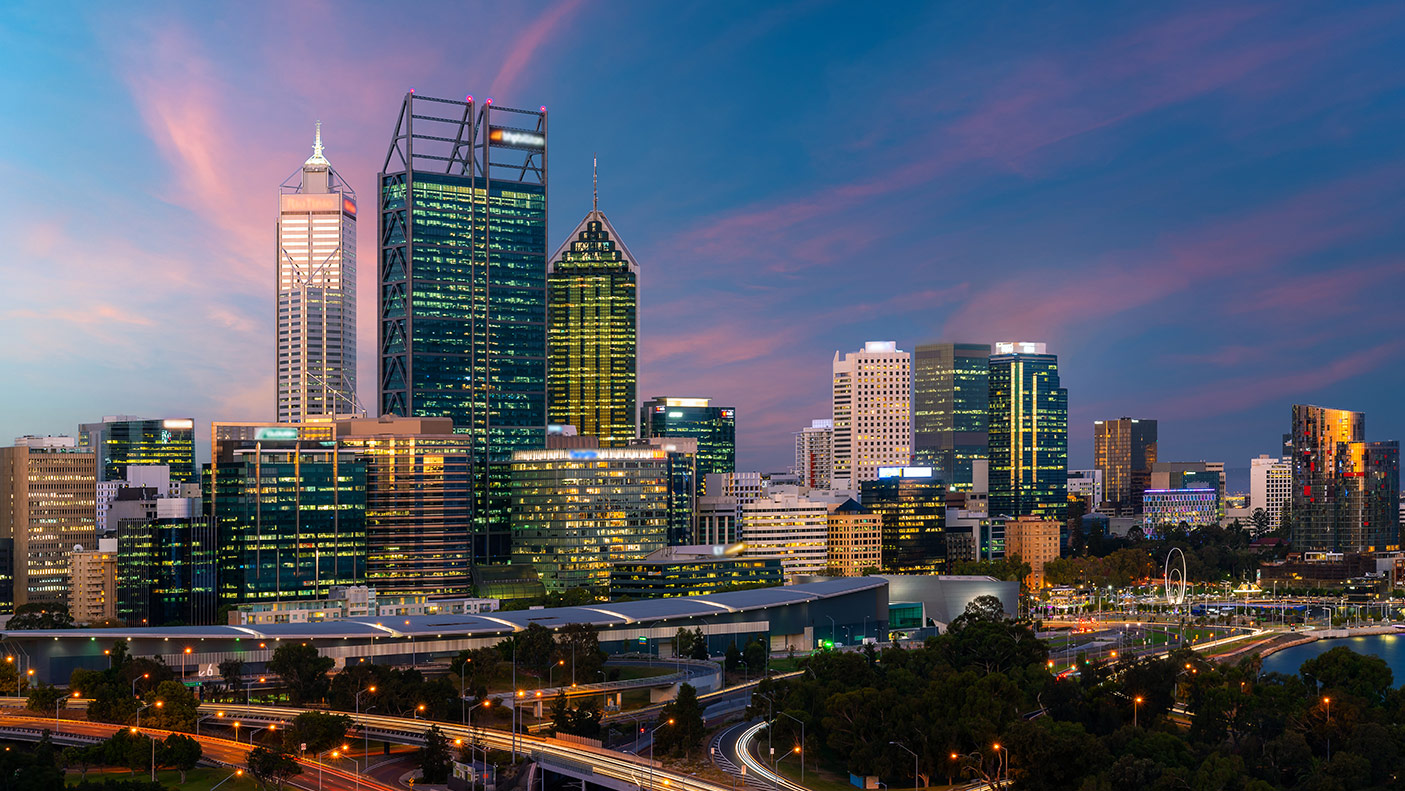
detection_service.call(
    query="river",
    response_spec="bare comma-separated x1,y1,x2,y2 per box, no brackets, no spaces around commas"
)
1259,633,1405,682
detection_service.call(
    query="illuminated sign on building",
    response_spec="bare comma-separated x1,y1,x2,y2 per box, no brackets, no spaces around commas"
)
878,466,935,479
163,419,194,430
488,127,545,149
663,398,710,408
343,197,357,216
254,427,300,441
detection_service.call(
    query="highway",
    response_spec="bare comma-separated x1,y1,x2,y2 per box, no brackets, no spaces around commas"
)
0,711,394,791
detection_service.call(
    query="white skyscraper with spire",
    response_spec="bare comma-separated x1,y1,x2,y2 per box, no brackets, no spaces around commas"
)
276,123,359,422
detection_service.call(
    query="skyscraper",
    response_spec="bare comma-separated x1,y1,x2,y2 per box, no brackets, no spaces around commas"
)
988,342,1067,520
913,343,990,490
548,162,638,446
832,342,912,490
379,93,548,564
860,467,947,574
640,397,736,490
1249,454,1292,533
1093,417,1157,514
1290,405,1400,553
278,124,358,422
79,416,196,484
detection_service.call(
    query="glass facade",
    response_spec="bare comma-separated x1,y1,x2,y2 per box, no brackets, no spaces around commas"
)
988,345,1068,520
609,557,782,599
1142,489,1218,528
336,419,474,598
1093,417,1157,515
205,447,366,606
115,502,217,627
79,418,196,484
861,472,947,574
380,94,548,566
1290,405,1400,553
509,448,670,592
548,216,637,446
913,343,990,490
639,398,735,493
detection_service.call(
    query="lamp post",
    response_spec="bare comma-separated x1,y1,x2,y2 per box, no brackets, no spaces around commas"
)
947,752,958,787
1322,697,1331,762
460,657,472,724
250,722,279,745
647,719,674,791
1134,696,1143,728
135,700,162,729
182,647,192,679
889,741,918,791
130,726,157,782
771,709,806,782
210,769,244,790
57,691,78,725
355,686,376,791
549,659,565,690
774,746,801,787
826,615,836,644
992,743,1007,787
246,676,266,706
131,673,150,698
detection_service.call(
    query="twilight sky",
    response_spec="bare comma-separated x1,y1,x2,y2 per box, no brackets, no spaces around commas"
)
2,1,1404,484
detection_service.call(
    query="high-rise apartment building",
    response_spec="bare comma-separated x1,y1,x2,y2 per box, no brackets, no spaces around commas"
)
1289,405,1401,553
509,447,670,592
278,125,358,422
913,343,990,491
79,416,196,484
1004,517,1061,589
1093,417,1156,514
832,342,912,490
988,342,1067,521
640,398,736,491
69,538,117,625
548,171,638,447
335,416,474,597
206,424,366,605
794,419,834,489
860,467,946,574
0,438,97,608
1249,455,1292,533
826,499,882,577
379,93,548,564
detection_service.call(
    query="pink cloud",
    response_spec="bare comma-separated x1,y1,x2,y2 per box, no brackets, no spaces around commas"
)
491,0,584,99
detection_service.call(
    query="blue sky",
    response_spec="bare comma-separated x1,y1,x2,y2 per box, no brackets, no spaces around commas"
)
1,1,1403,482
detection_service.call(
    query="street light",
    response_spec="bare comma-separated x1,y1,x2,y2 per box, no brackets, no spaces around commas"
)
1322,697,1332,762
1134,696,1143,728
57,691,78,725
131,673,150,698
770,709,806,782
197,711,225,738
992,743,1009,786
549,659,566,689
355,686,377,791
135,700,163,729
210,769,244,791
182,647,192,679
648,719,674,791
947,753,958,787
889,741,918,791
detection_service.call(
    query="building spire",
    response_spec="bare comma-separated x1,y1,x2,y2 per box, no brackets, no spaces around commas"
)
592,154,598,213
313,121,324,159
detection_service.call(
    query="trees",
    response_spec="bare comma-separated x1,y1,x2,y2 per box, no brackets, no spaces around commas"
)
218,658,245,698
159,733,202,784
6,603,75,630
247,746,302,790
743,639,767,675
25,682,65,713
725,643,742,671
267,643,334,705
550,690,602,738
143,680,198,732
283,711,352,755
450,647,500,702
689,628,710,660
653,683,705,758
555,622,606,682
499,623,557,675
419,725,453,784
1299,646,1393,703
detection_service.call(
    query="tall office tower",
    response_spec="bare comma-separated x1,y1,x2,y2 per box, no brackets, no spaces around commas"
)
206,423,366,605
509,447,669,592
860,467,947,574
79,416,196,483
1249,455,1292,532
112,485,217,627
335,416,473,597
794,419,833,489
634,437,698,546
1092,417,1157,514
988,342,1068,521
0,437,96,607
912,343,990,490
640,397,736,491
1289,404,1399,553
277,124,358,422
547,166,638,447
379,93,548,565
738,490,830,580
831,342,912,490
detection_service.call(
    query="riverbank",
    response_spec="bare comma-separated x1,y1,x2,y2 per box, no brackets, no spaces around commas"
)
1215,624,1404,663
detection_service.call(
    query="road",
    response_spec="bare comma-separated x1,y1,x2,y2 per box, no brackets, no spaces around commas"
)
0,711,396,791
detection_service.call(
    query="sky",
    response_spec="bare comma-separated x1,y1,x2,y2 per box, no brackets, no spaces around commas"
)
1,1,1404,486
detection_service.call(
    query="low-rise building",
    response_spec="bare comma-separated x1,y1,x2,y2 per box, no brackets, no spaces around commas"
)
229,585,498,625
826,499,882,577
609,544,783,599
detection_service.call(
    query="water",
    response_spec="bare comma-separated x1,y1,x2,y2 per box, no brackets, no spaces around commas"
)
1259,633,1405,683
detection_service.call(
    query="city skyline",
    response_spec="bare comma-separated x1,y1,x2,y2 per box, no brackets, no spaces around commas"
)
3,2,1405,475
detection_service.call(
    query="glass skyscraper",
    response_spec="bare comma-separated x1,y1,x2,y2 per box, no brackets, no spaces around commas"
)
639,397,736,493
913,342,989,490
1290,405,1400,553
1093,417,1157,515
860,468,947,574
79,416,196,483
548,174,638,446
113,490,217,627
988,342,1068,521
378,93,548,564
